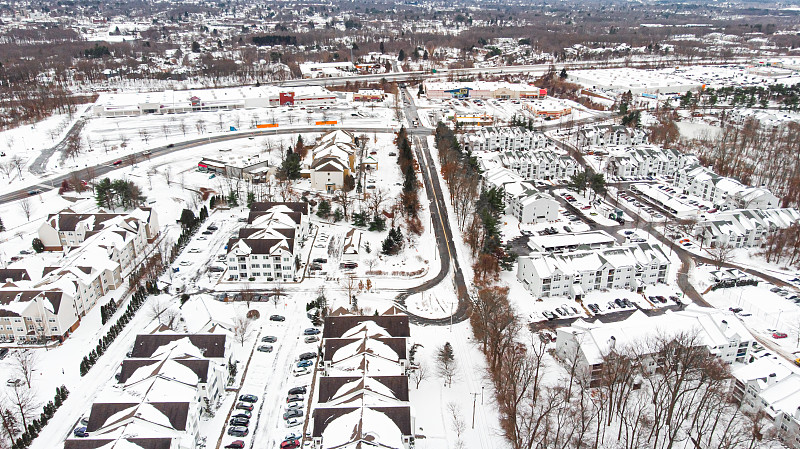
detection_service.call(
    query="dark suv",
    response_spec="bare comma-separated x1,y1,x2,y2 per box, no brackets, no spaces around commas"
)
270,315,286,322
298,352,316,361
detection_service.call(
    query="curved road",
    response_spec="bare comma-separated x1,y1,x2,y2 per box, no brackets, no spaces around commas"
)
0,125,416,205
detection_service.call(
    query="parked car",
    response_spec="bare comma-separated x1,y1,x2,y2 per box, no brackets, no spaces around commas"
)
285,418,302,428
313,258,328,264
296,360,313,368
235,403,253,411
207,225,219,231
224,440,245,449
262,336,278,343
283,410,303,420
287,394,305,403
202,230,214,235
286,401,304,410
303,328,321,335
229,417,250,426
232,410,252,419
73,427,89,438
304,336,320,343
0,348,10,359
293,367,310,377
542,310,556,320
270,315,286,321
228,426,249,437
285,432,302,442
298,352,316,361
6,379,22,387
257,345,273,353
239,394,258,403
773,332,788,339
281,440,300,449
288,386,307,395
729,307,743,314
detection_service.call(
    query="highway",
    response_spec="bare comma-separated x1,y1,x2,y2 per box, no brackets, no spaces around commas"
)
0,125,422,205
278,57,747,87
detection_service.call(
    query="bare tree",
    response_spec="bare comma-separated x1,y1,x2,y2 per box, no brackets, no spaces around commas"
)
447,402,466,448
0,407,19,444
341,273,358,308
4,385,39,431
709,243,735,269
0,162,13,179
365,258,378,272
232,312,254,347
162,166,172,186
410,360,428,389
147,298,171,325
240,285,255,309
11,350,38,389
19,198,33,221
9,155,23,179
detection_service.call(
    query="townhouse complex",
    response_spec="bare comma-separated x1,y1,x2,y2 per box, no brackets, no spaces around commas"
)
64,331,229,449
577,124,648,148
312,310,414,449
0,208,159,343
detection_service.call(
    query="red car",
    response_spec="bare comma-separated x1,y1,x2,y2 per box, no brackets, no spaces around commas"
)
225,441,245,449
112,160,122,166
281,440,300,449
773,332,788,339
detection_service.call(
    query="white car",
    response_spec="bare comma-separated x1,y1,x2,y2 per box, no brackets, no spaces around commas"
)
179,261,191,266
285,402,304,411
285,432,302,441
293,367,310,377
188,248,201,253
285,418,302,428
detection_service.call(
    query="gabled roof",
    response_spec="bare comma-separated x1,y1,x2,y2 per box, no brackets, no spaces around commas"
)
0,289,65,316
87,401,190,433
129,334,227,359
323,316,410,339
63,438,173,449
317,376,409,403
119,358,211,384
312,406,412,444
250,202,308,215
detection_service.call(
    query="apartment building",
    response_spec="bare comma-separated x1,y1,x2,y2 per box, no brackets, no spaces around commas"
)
674,166,780,211
226,202,309,282
459,127,547,152
516,242,671,299
694,208,800,248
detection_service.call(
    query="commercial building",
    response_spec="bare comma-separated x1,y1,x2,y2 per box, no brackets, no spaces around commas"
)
517,242,671,299
92,85,337,117
299,61,356,79
197,156,272,183
555,308,753,386
353,89,385,102
424,81,546,100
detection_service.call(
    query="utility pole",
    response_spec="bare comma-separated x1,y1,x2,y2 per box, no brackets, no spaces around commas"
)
470,392,479,428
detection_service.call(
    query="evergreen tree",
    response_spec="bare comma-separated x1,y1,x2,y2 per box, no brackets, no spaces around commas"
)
31,238,44,253
227,191,239,207
316,200,331,219
246,191,256,208
0,216,4,232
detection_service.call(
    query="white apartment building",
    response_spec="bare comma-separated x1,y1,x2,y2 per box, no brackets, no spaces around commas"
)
510,191,560,224
577,125,648,148
38,207,159,250
516,242,671,299
605,145,699,179
459,127,547,152
495,149,579,180
733,357,800,449
674,166,780,210
694,208,800,248
556,308,753,386
226,202,309,282
0,288,81,342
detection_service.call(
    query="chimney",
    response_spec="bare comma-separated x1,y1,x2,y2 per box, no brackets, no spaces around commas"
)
767,373,777,386
609,336,616,350
720,320,728,333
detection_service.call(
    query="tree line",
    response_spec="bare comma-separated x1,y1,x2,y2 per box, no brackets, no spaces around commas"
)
469,283,771,449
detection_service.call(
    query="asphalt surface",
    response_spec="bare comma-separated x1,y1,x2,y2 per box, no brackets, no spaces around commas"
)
392,86,472,326
29,114,88,175
0,125,418,205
